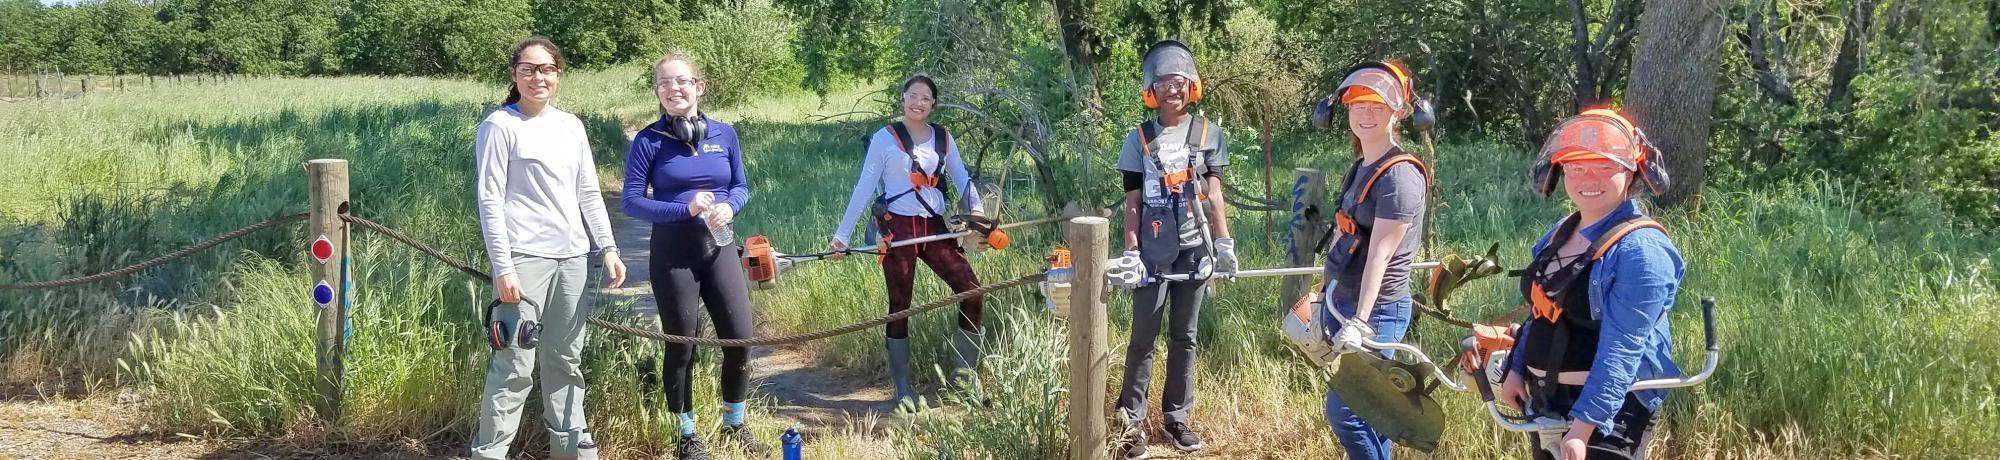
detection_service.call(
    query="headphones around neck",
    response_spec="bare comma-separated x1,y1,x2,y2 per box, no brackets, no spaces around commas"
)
661,112,708,144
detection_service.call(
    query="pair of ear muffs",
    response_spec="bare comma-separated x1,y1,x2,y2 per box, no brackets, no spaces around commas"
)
1530,108,1672,198
484,298,542,350
657,112,708,145
1140,40,1204,109
1142,80,1205,109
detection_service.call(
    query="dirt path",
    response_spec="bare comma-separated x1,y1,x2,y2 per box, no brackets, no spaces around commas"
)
0,385,457,459
598,195,907,435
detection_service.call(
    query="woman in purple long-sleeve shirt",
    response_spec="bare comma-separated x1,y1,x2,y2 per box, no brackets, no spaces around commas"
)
620,51,765,460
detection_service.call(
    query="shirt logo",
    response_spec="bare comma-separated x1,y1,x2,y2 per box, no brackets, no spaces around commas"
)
701,144,726,154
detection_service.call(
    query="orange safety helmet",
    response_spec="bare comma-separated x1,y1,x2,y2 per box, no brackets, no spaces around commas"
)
1141,40,1204,109
1337,60,1416,114
1531,107,1671,198
1314,60,1425,130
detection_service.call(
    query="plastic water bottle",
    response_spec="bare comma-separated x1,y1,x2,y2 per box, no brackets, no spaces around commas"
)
781,425,803,460
704,212,735,247
695,192,734,247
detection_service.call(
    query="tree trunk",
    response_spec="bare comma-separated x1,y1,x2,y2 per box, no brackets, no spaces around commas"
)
1623,0,1730,208
1569,0,1639,109
1051,0,1102,103
1569,0,1597,111
1742,0,1797,105
1826,0,1878,109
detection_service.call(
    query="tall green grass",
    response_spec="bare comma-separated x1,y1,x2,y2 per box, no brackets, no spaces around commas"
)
1,71,1994,458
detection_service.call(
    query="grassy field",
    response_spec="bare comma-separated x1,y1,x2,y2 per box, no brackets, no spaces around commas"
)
0,68,1996,459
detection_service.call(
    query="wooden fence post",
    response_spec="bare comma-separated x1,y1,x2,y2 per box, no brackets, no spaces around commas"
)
1064,216,1110,460
305,159,351,423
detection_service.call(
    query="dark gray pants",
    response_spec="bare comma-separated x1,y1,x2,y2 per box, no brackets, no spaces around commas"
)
1116,245,1206,427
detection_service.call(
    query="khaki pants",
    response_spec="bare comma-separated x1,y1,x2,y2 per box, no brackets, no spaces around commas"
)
470,254,591,460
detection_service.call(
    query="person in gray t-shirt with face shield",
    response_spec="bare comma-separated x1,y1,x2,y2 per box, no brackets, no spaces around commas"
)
1109,40,1238,459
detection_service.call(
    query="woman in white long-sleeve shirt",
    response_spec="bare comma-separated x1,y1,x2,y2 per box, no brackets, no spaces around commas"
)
469,36,627,460
826,74,986,412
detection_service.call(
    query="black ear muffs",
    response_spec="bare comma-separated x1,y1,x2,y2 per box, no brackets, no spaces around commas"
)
1312,96,1338,130
517,320,541,350
485,299,509,350
661,113,709,144
1638,143,1672,196
1411,98,1436,133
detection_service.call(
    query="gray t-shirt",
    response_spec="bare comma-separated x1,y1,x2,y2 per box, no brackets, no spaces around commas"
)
1118,117,1229,248
1329,149,1427,302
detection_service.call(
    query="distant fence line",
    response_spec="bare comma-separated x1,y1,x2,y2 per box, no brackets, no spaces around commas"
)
2,67,239,100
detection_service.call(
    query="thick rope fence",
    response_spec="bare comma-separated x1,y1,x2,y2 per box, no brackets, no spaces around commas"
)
0,213,309,289
0,211,1047,347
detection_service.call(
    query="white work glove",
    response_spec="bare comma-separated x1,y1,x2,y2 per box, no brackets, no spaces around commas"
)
1329,315,1376,353
1212,237,1238,280
1108,250,1146,289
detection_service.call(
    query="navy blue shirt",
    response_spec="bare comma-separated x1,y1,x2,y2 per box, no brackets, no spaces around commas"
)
622,115,749,226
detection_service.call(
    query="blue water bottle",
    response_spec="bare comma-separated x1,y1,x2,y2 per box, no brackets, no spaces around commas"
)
781,425,803,460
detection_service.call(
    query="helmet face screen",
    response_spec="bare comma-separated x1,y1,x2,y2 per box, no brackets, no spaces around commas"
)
1336,68,1409,113
1536,115,1644,172
1531,111,1670,198
1143,42,1200,87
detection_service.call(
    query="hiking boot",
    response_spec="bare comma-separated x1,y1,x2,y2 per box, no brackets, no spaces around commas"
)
1115,423,1149,459
1164,421,1204,452
719,423,770,456
674,434,713,460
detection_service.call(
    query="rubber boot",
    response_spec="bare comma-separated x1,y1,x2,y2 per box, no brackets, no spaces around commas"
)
950,328,988,407
886,337,921,413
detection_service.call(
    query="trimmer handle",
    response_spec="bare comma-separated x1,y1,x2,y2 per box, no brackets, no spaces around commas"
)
1701,296,1718,352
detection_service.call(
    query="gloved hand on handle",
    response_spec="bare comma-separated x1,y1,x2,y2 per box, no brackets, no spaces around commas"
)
1212,237,1238,281
1108,250,1147,289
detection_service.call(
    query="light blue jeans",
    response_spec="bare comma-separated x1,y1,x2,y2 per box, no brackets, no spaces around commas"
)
1319,281,1413,460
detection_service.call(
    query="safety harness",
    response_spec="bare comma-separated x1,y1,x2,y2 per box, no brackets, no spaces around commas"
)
1517,213,1667,415
1133,115,1216,271
1319,152,1431,276
872,123,955,259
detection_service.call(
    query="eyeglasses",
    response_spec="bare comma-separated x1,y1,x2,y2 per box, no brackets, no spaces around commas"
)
1561,162,1625,178
1151,75,1191,92
902,92,934,104
513,63,562,77
1347,104,1392,117
655,76,702,90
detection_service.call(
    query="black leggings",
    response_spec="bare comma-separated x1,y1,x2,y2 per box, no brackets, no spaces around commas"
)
649,224,755,413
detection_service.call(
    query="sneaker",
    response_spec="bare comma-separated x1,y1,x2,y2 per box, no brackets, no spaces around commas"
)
1115,424,1149,459
719,424,770,456
675,434,713,460
1163,421,1204,452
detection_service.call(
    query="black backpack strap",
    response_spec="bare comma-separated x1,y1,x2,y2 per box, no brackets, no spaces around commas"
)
1138,120,1161,152
888,123,914,153
1189,114,1211,153
930,124,951,195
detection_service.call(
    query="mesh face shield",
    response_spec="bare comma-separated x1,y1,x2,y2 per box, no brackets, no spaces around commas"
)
1531,110,1671,198
1337,67,1411,114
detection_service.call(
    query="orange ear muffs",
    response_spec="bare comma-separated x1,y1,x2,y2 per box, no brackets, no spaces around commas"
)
1141,81,1201,109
